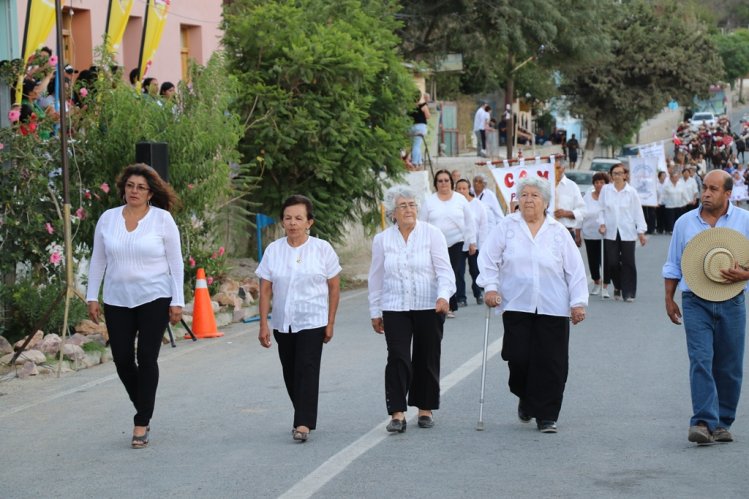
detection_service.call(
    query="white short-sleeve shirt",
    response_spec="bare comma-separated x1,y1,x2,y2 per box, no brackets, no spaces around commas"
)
255,236,341,333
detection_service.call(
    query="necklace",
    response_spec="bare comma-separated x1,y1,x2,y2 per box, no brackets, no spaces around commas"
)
296,253,302,264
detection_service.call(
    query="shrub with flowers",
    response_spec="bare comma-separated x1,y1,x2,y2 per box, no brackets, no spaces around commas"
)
185,246,228,297
0,50,250,341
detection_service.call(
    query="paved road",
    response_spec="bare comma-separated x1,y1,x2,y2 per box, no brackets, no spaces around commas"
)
1,233,747,498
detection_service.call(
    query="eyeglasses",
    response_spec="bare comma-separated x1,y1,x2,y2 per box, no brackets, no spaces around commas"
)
436,178,451,183
396,202,417,210
611,171,626,176
125,182,150,192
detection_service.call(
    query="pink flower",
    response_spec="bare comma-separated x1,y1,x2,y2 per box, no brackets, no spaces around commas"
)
49,252,62,266
8,110,20,122
84,190,92,200
49,55,58,66
79,88,88,98
187,184,195,190
218,246,225,257
206,276,214,285
0,143,4,151
45,222,54,234
211,252,218,259
75,207,86,220
189,256,196,268
100,182,110,194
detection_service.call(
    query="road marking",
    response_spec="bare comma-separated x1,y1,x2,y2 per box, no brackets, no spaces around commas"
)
278,336,504,499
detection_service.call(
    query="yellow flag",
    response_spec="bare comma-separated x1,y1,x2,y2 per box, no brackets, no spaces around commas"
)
15,0,56,105
136,0,170,89
105,0,135,54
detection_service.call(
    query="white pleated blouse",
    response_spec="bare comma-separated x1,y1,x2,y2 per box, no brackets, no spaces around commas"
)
255,236,341,333
86,206,185,308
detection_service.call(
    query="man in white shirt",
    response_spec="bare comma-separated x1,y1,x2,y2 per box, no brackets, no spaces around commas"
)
473,174,504,227
553,160,586,246
473,104,491,157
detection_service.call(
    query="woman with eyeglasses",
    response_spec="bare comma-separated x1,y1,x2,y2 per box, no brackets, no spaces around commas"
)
369,185,456,432
86,163,184,449
597,163,648,302
418,169,476,317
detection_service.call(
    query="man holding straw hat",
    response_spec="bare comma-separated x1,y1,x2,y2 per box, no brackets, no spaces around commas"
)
663,170,749,445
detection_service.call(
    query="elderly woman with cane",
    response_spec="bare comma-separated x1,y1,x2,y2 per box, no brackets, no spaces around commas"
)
478,176,588,433
369,185,456,432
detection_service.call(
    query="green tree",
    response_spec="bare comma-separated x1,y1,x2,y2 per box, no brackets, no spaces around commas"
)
560,0,724,149
223,0,415,242
714,29,749,98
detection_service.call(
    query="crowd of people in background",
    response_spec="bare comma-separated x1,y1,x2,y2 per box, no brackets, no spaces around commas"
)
5,46,179,139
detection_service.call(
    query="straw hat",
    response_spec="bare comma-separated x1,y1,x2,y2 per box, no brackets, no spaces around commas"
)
682,228,749,301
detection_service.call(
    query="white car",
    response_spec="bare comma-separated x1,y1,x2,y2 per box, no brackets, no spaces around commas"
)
689,112,717,131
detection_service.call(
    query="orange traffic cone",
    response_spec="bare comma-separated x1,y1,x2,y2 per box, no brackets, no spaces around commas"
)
186,268,224,339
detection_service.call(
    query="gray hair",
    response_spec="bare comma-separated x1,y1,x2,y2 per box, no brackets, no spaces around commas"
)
383,185,420,222
516,176,552,206
473,174,488,184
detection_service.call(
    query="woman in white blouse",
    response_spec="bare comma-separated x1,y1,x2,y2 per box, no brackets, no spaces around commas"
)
582,172,611,298
368,185,456,433
455,178,488,304
597,163,648,302
478,176,588,434
256,195,341,443
418,169,476,317
661,170,686,234
86,164,184,449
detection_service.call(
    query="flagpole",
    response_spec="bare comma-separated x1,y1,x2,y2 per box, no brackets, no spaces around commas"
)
54,0,74,378
104,0,114,52
135,0,151,91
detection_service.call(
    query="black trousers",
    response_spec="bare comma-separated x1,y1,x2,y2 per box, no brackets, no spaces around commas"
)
664,206,682,233
274,327,325,430
604,232,637,299
642,206,656,234
447,242,463,311
655,205,666,234
464,250,482,299
502,311,570,421
383,310,444,414
104,297,171,427
583,238,610,284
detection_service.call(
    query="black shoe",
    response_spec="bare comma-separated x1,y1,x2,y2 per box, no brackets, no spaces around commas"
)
537,420,557,433
458,299,468,307
476,295,483,305
386,418,406,433
417,415,434,428
518,402,532,423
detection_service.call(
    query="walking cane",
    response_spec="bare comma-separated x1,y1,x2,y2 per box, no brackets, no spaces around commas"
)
477,305,491,431
600,238,605,300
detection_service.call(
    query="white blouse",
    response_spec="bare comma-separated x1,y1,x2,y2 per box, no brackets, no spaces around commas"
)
86,206,184,308
477,213,588,317
368,221,456,318
255,236,341,333
419,192,476,247
661,179,687,209
581,191,603,240
596,183,647,241
465,198,488,250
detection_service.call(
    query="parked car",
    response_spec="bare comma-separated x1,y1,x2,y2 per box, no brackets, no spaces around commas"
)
589,157,621,173
564,170,595,197
689,111,717,131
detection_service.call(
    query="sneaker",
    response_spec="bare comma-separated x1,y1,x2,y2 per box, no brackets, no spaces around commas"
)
713,427,733,443
688,424,714,444
613,289,622,301
624,297,635,303
517,401,532,423
447,311,456,319
590,284,601,295
602,288,610,299
537,420,557,433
